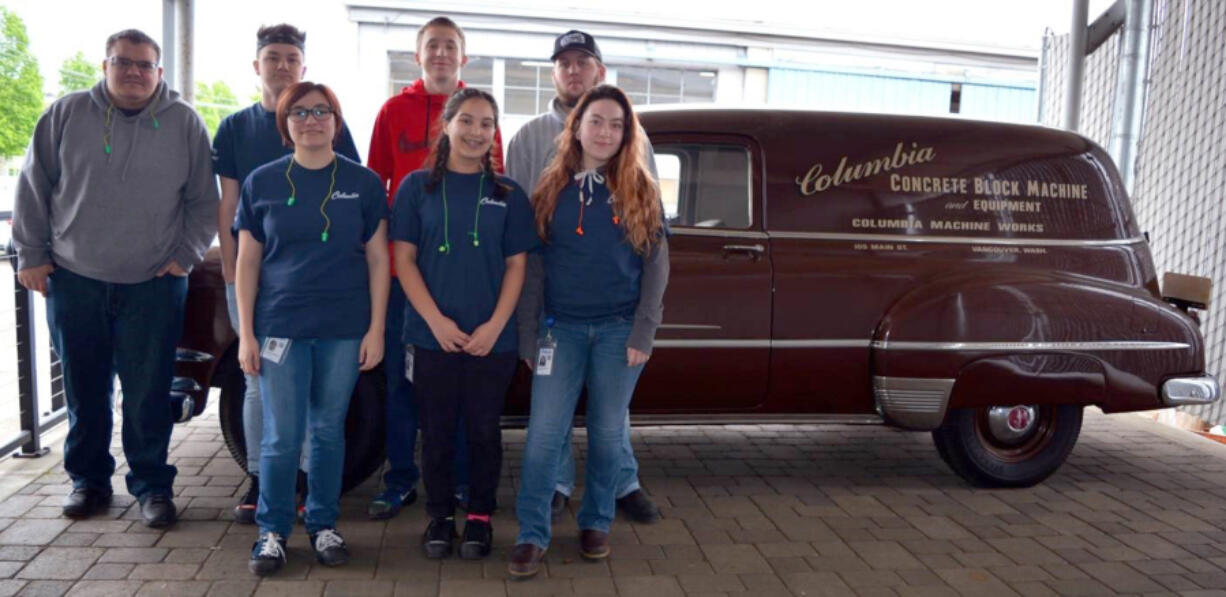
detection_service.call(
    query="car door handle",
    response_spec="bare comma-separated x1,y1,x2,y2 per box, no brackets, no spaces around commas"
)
722,244,765,253
721,244,764,261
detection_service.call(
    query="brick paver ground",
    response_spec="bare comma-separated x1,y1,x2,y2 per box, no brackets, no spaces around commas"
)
0,402,1225,596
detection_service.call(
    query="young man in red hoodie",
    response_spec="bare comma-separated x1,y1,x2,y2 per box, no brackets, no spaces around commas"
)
367,16,503,520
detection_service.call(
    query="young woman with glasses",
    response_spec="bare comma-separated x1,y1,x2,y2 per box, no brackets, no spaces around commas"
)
234,81,390,576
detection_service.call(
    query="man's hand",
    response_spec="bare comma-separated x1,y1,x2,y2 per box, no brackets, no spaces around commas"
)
627,347,649,367
17,264,55,296
221,261,236,284
359,328,385,371
157,260,188,277
238,334,260,376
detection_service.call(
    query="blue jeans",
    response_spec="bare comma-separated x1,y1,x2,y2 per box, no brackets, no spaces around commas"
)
256,337,361,537
225,284,265,474
515,317,644,549
381,282,469,494
46,268,186,498
554,413,641,498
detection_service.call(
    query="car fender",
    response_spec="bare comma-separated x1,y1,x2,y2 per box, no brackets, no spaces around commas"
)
869,268,1201,429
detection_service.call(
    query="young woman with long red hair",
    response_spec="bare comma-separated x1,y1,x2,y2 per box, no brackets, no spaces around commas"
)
509,84,669,577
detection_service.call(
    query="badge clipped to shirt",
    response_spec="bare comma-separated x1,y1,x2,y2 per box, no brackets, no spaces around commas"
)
405,345,415,383
535,316,556,376
261,337,291,365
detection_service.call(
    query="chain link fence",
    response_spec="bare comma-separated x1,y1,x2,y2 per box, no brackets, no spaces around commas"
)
1041,0,1226,425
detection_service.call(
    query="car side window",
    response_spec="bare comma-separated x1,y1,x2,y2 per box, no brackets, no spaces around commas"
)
655,144,751,229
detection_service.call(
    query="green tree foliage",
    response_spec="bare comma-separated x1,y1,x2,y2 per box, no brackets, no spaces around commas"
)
58,51,100,95
195,80,241,137
0,7,44,159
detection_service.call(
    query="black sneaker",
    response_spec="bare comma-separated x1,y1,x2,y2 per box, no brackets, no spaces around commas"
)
422,517,456,559
616,489,661,524
62,487,112,519
249,531,287,576
233,475,258,524
368,486,417,520
309,527,350,566
139,494,177,528
550,491,569,521
459,518,493,560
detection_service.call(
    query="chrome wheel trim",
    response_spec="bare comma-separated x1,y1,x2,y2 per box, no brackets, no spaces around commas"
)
985,405,1039,445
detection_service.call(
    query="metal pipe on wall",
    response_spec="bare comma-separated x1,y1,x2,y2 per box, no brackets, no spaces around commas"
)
161,0,176,92
1037,30,1050,123
178,0,194,102
1064,0,1089,131
1108,0,1153,193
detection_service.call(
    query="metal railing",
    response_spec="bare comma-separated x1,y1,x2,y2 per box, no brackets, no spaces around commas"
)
1,242,67,459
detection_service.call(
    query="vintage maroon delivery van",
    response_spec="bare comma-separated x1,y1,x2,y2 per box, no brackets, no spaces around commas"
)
172,108,1218,489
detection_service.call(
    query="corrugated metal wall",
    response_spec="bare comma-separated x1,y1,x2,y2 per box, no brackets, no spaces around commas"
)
960,84,1039,123
768,68,1037,122
1041,0,1226,424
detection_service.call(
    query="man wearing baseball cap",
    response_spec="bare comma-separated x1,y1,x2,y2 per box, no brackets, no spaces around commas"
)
507,29,661,549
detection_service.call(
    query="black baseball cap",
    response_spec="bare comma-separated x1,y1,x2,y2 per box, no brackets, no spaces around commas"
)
551,30,602,62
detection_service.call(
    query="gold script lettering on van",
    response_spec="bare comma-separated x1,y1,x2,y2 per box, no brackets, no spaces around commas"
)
795,141,937,195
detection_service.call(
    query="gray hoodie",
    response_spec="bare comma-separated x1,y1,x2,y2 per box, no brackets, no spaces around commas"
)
12,79,218,284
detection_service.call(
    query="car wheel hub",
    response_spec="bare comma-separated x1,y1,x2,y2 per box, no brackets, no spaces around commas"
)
987,405,1038,444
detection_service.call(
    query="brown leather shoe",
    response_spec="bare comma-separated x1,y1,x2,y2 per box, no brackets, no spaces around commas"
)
579,529,610,560
507,543,546,578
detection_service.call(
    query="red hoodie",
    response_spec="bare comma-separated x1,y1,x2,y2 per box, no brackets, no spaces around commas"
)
368,78,504,275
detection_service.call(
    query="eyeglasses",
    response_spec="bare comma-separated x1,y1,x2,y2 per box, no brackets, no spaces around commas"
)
288,106,334,122
107,56,159,72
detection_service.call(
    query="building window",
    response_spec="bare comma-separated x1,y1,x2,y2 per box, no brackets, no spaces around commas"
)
504,59,556,116
387,52,495,97
614,66,717,106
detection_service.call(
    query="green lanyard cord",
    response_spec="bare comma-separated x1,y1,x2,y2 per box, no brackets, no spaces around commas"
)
285,157,339,242
439,172,486,253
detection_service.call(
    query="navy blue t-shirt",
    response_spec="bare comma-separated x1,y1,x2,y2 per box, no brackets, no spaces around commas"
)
389,169,540,353
543,172,667,323
235,154,388,339
213,102,361,195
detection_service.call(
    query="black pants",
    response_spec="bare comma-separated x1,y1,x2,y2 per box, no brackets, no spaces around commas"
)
414,347,517,518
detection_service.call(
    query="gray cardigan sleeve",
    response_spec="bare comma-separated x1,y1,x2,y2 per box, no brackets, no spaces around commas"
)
517,252,545,361
627,236,669,355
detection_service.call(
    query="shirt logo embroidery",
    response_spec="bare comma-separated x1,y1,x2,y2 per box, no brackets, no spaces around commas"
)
331,191,360,200
478,196,507,208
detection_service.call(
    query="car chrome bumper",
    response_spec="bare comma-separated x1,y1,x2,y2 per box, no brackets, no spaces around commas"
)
1162,375,1220,406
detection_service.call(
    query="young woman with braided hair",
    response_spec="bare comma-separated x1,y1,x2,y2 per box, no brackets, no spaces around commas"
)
389,88,539,559
509,84,669,578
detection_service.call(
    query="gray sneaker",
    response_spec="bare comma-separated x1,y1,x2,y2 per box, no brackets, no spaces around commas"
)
310,528,350,567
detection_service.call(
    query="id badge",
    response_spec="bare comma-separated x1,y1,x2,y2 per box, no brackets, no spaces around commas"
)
535,336,556,376
405,345,415,383
261,337,290,365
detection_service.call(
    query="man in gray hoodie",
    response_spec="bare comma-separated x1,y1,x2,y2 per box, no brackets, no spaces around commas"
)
12,29,218,528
